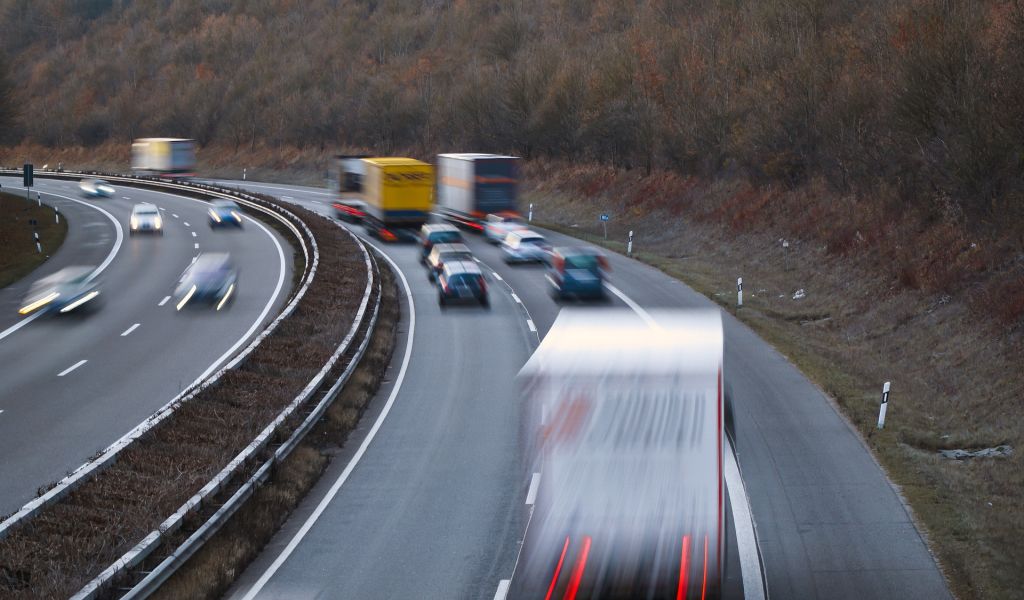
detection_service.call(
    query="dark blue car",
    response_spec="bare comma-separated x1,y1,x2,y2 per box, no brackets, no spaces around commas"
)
208,200,244,228
547,247,608,300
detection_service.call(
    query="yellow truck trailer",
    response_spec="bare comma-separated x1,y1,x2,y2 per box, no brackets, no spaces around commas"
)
360,158,434,240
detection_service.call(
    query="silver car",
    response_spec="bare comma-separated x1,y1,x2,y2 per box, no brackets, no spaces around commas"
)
501,230,551,264
130,203,163,236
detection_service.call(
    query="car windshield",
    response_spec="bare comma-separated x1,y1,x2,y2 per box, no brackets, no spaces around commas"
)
214,201,238,210
440,251,473,262
136,207,159,215
564,254,600,270
450,274,482,290
431,231,462,243
522,238,546,246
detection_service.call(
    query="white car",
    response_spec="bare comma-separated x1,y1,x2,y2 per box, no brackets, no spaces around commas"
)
483,212,527,244
501,230,552,264
129,203,163,235
79,178,114,198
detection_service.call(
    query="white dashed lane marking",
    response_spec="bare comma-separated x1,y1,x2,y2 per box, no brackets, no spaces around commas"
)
57,360,88,377
158,296,171,306
120,323,141,337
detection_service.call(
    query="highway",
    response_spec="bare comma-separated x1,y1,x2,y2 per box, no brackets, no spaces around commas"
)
200,180,950,599
0,176,293,517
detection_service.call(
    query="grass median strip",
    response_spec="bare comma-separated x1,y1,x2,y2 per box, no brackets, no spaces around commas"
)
0,196,367,598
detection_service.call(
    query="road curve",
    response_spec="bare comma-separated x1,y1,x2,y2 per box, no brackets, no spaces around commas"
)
0,176,293,516
216,179,950,600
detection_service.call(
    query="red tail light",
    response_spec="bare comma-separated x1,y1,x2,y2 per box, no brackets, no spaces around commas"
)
678,535,691,600
563,535,592,600
380,229,397,242
545,537,571,600
479,277,487,292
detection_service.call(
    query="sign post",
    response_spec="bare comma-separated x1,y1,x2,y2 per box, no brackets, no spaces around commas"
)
600,213,609,239
23,163,34,205
877,381,891,429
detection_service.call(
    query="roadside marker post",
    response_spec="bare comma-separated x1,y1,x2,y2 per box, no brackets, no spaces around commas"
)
877,381,891,429
627,230,634,256
737,277,743,307
528,203,533,222
243,168,247,181
782,239,790,271
55,207,60,224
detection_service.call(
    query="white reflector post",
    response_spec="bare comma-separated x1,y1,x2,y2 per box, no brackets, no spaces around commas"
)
737,277,743,307
877,381,891,429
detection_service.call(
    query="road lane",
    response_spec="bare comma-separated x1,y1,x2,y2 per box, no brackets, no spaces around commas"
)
219,180,951,599
215,182,747,599
0,177,294,516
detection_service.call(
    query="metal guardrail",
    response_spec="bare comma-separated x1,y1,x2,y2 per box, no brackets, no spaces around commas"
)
117,230,381,599
0,171,317,542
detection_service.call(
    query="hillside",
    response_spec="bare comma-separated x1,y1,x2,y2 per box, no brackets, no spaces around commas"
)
1,1,1023,598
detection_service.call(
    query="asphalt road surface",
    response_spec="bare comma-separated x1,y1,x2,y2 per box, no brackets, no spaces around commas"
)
0,176,293,516
215,180,950,600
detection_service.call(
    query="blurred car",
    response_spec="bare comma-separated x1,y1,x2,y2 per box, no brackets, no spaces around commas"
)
436,260,488,307
483,212,527,244
18,266,100,315
547,247,609,300
425,243,474,281
79,178,115,198
501,230,551,264
173,253,238,311
208,200,244,228
129,202,163,235
420,223,464,263
332,200,367,223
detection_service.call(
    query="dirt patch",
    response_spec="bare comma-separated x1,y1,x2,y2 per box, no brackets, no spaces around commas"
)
0,194,369,599
0,191,67,289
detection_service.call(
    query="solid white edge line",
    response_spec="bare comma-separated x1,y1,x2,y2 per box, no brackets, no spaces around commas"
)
238,237,415,600
525,472,540,506
609,283,767,600
57,359,87,377
158,296,171,306
493,579,511,600
120,323,141,337
0,188,124,342
724,436,767,600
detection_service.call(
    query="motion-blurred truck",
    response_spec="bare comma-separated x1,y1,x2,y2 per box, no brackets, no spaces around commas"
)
360,158,434,241
512,309,726,599
131,138,196,177
327,154,370,222
436,153,518,231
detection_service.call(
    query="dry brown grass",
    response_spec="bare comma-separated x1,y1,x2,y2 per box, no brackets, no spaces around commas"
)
0,194,369,599
0,191,67,289
150,253,399,600
527,163,1024,600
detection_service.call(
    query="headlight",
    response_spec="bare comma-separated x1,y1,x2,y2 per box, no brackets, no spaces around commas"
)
230,210,242,221
154,216,162,229
176,285,197,311
130,216,138,229
19,291,60,315
209,209,221,223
